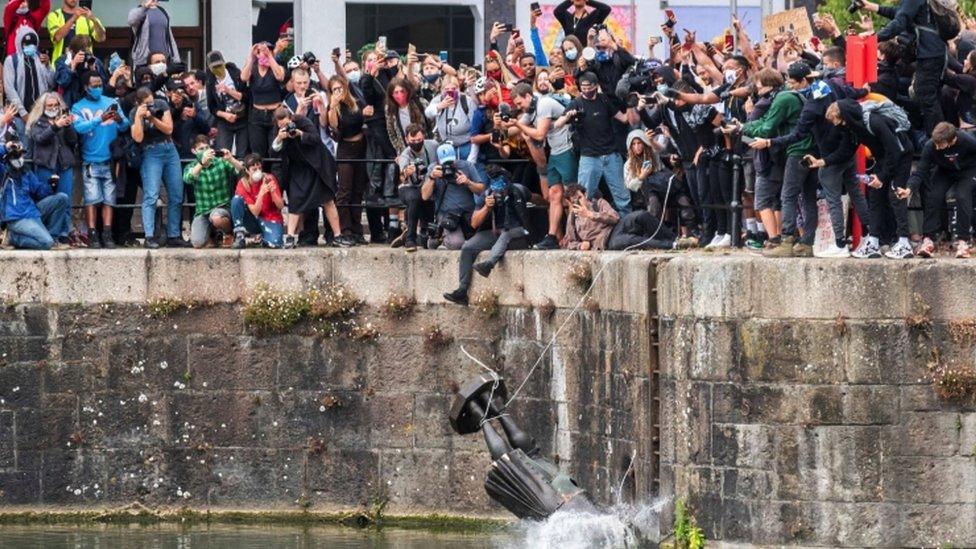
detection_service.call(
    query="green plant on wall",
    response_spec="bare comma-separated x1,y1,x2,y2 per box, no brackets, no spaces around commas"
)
673,499,706,549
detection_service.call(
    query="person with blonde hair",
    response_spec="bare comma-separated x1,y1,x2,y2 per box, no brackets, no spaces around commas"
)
27,92,77,198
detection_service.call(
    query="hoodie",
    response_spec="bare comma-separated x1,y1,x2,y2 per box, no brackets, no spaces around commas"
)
770,80,863,163
2,0,50,57
834,99,913,187
906,131,976,192
3,26,55,116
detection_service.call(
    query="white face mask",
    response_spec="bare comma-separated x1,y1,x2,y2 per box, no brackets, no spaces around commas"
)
44,109,60,118
250,170,264,182
10,158,25,169
346,71,362,84
724,69,738,85
150,62,167,76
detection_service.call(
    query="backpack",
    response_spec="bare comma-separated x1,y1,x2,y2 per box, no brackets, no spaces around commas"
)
924,0,961,41
861,100,912,134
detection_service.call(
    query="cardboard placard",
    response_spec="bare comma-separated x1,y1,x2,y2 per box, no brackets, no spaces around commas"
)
762,8,814,44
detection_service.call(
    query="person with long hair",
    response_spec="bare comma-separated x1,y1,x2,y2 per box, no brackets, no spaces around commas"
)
424,74,474,157
231,153,285,248
325,75,368,245
27,92,77,199
240,41,285,157
385,77,430,153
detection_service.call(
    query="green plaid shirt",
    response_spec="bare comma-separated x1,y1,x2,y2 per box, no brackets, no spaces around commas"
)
183,158,238,217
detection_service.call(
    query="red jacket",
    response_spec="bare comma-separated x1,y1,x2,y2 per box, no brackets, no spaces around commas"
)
4,0,50,56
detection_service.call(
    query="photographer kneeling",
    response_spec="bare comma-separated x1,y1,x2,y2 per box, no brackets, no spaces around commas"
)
394,124,438,251
0,141,71,250
443,166,528,306
417,143,485,252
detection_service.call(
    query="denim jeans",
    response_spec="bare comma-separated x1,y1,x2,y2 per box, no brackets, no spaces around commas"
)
7,193,71,249
230,195,284,248
578,153,631,215
34,166,74,198
781,155,819,245
140,141,184,239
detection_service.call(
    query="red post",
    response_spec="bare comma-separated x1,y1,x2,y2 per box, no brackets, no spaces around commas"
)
845,34,878,248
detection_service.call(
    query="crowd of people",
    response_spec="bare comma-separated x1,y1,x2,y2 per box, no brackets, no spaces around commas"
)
1,0,976,303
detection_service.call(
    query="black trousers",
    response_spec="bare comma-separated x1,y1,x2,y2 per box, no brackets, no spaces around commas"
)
607,211,676,250
923,167,976,240
247,109,276,158
867,156,912,239
398,185,434,241
914,56,946,135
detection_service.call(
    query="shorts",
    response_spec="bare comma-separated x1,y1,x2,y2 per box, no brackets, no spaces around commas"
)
82,162,116,206
754,174,783,211
190,207,231,247
743,158,756,194
546,149,578,186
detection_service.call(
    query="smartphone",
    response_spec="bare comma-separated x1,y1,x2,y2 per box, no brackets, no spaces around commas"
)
810,36,822,49
641,160,652,170
724,32,734,50
664,9,676,27
332,47,341,57
530,1,540,12
439,50,448,62
377,36,387,50
108,103,119,113
79,0,92,9
512,29,521,40
502,23,514,32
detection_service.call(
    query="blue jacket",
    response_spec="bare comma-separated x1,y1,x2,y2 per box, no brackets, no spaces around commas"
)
71,95,131,163
55,53,109,107
0,157,51,223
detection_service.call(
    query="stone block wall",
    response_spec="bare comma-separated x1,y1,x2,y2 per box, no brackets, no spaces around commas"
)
658,257,976,547
0,249,658,515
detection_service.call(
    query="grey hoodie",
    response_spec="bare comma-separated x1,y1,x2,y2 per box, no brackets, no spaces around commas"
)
127,5,181,68
3,26,55,116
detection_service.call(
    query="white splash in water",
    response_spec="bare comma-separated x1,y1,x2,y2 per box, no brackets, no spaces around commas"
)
502,499,668,549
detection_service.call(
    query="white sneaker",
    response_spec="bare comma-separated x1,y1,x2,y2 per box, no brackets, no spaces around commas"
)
851,238,881,259
706,234,731,249
884,240,915,259
816,242,851,258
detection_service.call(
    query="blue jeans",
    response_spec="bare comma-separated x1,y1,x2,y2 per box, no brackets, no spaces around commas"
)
578,153,631,215
140,141,184,239
231,195,284,248
34,166,74,198
6,193,71,249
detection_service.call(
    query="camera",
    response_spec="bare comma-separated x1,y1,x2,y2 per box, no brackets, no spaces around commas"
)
6,141,25,159
498,103,512,123
441,161,457,184
302,51,318,66
491,129,504,144
286,121,299,137
83,52,96,67
847,0,865,13
626,92,657,109
411,159,427,182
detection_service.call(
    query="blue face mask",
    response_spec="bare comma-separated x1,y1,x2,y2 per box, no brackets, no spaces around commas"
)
22,45,37,57
87,87,103,100
595,50,610,62
423,72,442,84
489,176,508,194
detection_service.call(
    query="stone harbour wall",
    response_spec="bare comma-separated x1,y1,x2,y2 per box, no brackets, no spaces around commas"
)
0,249,658,516
658,257,976,547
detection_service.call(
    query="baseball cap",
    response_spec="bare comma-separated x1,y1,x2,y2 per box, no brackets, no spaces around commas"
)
578,71,599,86
206,50,225,69
385,50,400,60
436,143,457,164
786,62,812,81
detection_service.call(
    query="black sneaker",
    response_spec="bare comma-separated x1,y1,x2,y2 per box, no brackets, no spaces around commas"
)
232,232,246,249
474,261,493,278
166,237,191,248
144,238,160,250
443,289,469,306
101,228,116,249
283,235,297,249
335,235,357,247
353,234,368,246
533,234,559,250
88,229,102,249
404,239,418,252
370,232,388,245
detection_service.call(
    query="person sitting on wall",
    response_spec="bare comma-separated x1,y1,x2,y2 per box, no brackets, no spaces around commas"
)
0,140,71,250
563,183,677,251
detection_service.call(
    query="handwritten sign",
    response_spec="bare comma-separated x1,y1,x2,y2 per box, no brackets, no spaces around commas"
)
762,8,814,43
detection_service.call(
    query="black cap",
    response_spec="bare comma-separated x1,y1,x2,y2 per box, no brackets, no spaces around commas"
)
206,50,225,69
578,71,599,86
21,33,38,46
786,62,812,81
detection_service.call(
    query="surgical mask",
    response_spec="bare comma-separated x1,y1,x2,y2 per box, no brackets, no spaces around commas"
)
393,90,409,107
346,70,362,84
656,84,669,94
9,158,25,169
212,66,227,79
724,69,738,85
257,56,271,67
23,45,37,57
87,87,103,100
250,170,264,182
409,141,424,153
150,62,166,76
564,48,578,61
44,109,59,118
423,72,441,84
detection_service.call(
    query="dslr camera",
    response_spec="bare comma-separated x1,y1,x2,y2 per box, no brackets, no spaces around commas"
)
626,92,657,109
410,158,427,183
285,121,299,137
848,0,865,13
440,160,458,184
302,51,318,66
498,103,513,123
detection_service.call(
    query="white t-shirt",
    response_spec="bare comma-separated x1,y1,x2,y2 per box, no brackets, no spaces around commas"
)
520,94,572,155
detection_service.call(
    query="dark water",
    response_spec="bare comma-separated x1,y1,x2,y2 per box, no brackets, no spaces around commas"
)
0,524,511,548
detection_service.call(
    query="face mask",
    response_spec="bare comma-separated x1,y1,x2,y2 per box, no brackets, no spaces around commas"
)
87,87,102,100
150,62,166,76
250,170,264,182
347,70,362,84
656,84,669,94
195,149,210,161
423,72,441,84
564,48,578,61
724,69,738,85
44,109,59,118
595,50,610,62
581,88,596,99
9,158,25,169
393,90,409,107
409,141,424,153
23,45,37,57
257,56,271,67
212,66,227,79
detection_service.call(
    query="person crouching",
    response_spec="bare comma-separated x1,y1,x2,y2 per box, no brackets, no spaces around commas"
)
0,141,71,250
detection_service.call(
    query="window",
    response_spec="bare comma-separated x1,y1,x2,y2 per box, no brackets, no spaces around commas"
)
346,4,476,66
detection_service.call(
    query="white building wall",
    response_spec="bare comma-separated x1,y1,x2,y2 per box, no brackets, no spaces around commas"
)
211,0,254,68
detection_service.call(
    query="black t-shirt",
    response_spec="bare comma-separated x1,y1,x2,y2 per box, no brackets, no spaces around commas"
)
570,93,619,157
131,99,173,146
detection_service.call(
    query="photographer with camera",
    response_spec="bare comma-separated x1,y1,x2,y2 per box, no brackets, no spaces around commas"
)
72,72,130,248
28,92,77,207
418,143,485,252
394,124,439,251
184,134,245,248
55,35,108,107
131,86,186,248
556,71,632,214
511,82,574,250
856,0,950,135
0,140,71,250
271,107,344,248
231,153,285,249
46,0,105,64
166,78,211,159
443,166,529,306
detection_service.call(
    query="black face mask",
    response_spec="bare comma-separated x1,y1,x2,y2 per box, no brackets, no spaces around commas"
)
408,141,424,153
